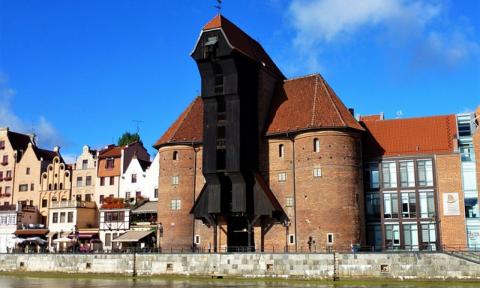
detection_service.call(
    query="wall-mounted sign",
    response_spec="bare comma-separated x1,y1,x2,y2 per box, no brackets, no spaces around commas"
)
443,192,460,216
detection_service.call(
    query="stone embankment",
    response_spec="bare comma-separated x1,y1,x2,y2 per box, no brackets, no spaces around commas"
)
1,252,479,280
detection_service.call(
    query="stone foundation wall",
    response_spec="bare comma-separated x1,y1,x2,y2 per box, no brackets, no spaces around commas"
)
0,252,479,280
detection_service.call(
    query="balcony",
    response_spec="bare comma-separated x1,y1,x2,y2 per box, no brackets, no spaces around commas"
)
3,176,12,181
50,200,96,209
0,204,16,211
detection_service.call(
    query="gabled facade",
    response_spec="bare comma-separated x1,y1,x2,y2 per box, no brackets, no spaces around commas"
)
39,149,72,224
119,154,151,202
72,145,97,203
0,128,33,206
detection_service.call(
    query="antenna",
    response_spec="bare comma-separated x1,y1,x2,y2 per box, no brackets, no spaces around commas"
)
214,0,222,14
132,120,144,134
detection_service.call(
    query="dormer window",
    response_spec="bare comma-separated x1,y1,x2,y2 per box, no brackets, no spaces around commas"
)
204,36,218,58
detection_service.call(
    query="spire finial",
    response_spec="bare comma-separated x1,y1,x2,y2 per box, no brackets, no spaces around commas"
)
214,0,222,14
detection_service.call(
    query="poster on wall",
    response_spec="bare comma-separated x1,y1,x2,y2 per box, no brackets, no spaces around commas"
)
443,192,460,216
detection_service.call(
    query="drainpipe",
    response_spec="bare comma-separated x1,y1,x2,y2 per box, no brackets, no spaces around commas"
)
288,133,298,252
192,144,198,249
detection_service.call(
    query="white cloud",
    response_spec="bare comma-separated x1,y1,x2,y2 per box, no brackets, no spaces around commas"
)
0,72,65,150
287,0,479,72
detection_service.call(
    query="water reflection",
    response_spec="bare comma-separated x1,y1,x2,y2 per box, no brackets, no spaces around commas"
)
0,276,476,288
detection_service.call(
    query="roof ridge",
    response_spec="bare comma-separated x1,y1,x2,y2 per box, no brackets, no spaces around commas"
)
370,114,456,122
167,97,198,142
310,76,319,126
284,73,320,82
319,75,346,126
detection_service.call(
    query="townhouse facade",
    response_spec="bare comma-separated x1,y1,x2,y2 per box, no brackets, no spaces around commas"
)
72,145,97,203
119,154,151,202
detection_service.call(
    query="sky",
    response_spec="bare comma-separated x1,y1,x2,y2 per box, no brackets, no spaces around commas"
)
1,0,479,163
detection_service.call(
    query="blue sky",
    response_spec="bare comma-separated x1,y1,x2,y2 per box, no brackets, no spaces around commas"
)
1,0,479,162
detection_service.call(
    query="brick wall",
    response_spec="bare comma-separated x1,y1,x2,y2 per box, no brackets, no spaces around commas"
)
436,153,467,249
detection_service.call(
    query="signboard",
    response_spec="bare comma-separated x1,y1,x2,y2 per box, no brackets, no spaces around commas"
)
443,192,460,216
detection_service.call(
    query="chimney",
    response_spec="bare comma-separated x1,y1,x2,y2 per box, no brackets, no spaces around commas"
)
53,146,60,152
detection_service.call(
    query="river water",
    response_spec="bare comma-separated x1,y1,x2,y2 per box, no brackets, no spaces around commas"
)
0,275,477,288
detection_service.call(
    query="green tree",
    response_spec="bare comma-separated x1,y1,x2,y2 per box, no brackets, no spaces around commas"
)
117,132,140,146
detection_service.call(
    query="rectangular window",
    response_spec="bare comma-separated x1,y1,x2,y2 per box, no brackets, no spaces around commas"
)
172,176,179,185
385,224,400,249
366,224,382,248
82,159,88,169
131,174,137,183
289,234,295,245
286,197,294,207
401,192,416,218
5,186,11,194
42,199,48,208
278,144,284,158
327,233,334,244
105,233,112,247
399,161,415,187
106,159,114,169
86,176,92,186
6,170,12,178
99,195,105,203
19,184,28,192
0,140,4,149
0,171,3,179
30,183,34,191
382,162,397,188
109,176,114,185
383,193,399,218
171,199,181,210
67,212,74,223
313,167,322,177
52,212,58,223
278,172,287,182
76,177,83,187
419,191,435,218
60,212,66,223
366,163,380,189
85,194,92,202
126,192,131,199
26,167,30,175
194,235,201,245
403,223,419,250
105,211,125,222
417,160,433,186
76,194,82,201
2,155,8,164
366,193,381,220
154,188,158,198
421,223,437,250
100,177,105,186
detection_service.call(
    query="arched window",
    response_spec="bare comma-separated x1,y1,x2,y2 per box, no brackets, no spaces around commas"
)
59,183,63,190
48,184,52,191
54,183,57,190
313,138,320,153
278,144,284,158
173,151,178,161
52,196,57,202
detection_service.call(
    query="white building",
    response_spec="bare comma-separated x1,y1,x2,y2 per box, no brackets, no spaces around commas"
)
99,207,130,251
119,154,151,202
145,153,159,201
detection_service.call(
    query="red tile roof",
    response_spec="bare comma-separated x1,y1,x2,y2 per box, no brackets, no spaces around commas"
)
362,115,457,158
153,97,204,149
265,74,364,136
202,15,284,78
98,145,124,159
359,114,384,122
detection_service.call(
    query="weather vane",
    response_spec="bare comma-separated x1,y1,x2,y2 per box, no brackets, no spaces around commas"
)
214,0,222,14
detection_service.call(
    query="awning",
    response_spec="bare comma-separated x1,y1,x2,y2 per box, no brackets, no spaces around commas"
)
112,230,154,243
14,229,49,236
132,201,158,214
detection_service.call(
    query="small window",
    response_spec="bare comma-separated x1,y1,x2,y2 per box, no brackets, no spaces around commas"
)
278,173,287,182
52,212,58,223
26,167,30,175
60,212,66,223
131,174,137,183
67,212,74,223
106,158,115,169
86,176,92,186
30,183,34,191
19,184,28,192
288,234,295,245
313,167,322,177
171,199,181,210
278,144,284,158
41,199,48,208
194,235,201,245
99,195,105,203
327,233,334,244
126,192,131,199
52,196,57,202
100,177,105,186
172,175,179,185
76,177,83,187
109,176,114,185
154,188,158,198
0,140,4,149
173,151,178,161
286,197,294,207
82,159,88,169
313,138,320,153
